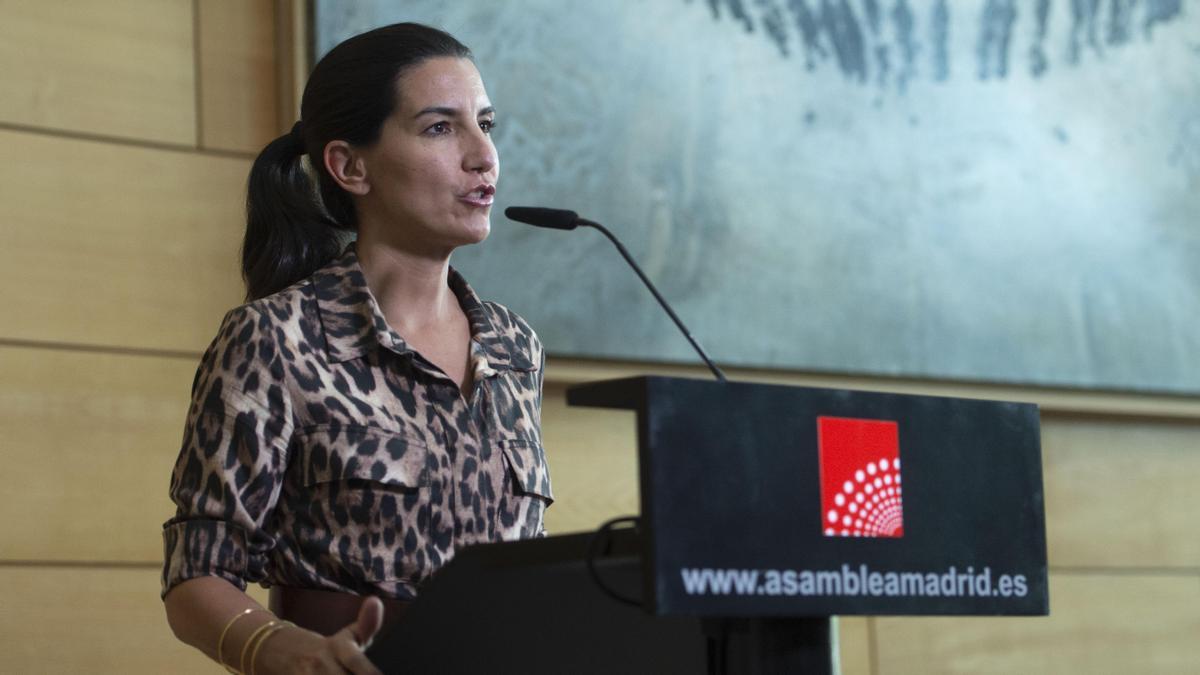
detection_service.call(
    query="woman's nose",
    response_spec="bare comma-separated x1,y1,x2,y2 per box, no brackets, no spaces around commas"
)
463,131,498,175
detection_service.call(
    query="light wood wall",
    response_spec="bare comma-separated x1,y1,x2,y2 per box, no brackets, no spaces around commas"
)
1,2,1196,673
0,2,287,673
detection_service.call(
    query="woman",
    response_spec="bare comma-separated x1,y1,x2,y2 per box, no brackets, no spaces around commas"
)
161,23,552,674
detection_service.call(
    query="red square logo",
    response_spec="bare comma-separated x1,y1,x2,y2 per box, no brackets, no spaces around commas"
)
817,417,903,538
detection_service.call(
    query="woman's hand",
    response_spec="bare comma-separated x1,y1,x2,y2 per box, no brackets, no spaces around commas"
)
253,597,385,675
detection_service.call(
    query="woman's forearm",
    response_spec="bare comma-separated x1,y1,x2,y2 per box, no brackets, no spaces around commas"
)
163,575,272,666
164,575,384,675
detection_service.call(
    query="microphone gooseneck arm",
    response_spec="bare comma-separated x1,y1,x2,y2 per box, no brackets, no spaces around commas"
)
576,218,727,382
504,206,726,382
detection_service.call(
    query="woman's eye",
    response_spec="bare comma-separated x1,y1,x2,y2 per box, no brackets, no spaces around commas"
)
479,119,496,134
426,121,450,135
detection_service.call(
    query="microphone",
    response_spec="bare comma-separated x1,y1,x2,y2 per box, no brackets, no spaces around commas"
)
505,206,727,382
504,206,580,230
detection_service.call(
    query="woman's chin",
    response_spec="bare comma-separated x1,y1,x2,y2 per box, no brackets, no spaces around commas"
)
457,218,491,245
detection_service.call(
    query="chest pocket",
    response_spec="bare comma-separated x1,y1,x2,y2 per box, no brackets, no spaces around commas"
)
499,438,553,539
499,438,553,502
294,425,432,583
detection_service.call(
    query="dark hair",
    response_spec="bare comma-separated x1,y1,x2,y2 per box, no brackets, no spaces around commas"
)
242,23,472,301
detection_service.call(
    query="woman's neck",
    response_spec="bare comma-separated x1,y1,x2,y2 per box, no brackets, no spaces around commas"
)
355,234,459,335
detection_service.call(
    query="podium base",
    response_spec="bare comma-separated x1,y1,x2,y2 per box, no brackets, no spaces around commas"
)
704,617,833,675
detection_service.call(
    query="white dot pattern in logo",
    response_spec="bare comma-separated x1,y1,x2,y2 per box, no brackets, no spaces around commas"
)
822,458,903,537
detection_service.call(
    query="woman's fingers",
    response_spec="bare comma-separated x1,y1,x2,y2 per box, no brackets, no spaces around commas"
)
352,596,385,649
332,629,384,675
330,597,386,675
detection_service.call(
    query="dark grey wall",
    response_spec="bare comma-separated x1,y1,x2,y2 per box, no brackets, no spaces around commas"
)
316,0,1199,394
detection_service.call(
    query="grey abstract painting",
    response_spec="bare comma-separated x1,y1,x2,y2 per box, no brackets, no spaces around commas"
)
316,0,1200,394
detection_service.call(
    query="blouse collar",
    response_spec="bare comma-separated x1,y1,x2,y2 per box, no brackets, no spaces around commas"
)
312,243,534,372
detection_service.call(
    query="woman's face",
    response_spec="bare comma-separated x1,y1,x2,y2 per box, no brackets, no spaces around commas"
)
356,57,499,254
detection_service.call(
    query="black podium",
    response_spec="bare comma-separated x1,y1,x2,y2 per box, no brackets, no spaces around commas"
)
369,376,1048,674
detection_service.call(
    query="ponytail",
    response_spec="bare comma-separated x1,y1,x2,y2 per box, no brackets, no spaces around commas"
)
239,23,472,302
242,124,352,301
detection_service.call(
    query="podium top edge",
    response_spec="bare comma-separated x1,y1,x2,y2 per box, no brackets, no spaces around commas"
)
564,375,1041,412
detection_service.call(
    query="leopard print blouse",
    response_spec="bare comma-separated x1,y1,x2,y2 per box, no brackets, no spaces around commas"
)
161,245,552,600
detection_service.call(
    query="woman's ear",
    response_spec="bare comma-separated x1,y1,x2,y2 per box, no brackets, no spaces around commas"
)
323,140,370,195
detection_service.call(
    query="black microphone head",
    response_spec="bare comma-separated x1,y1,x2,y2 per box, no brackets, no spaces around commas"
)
505,206,580,230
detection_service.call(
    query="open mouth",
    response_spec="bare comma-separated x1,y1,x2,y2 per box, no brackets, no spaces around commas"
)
461,184,496,206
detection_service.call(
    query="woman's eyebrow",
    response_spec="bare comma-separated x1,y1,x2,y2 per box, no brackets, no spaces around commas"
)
413,105,496,119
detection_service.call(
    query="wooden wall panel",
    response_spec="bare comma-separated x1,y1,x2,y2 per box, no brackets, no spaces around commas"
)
0,129,249,353
837,616,872,675
873,573,1200,675
1,360,636,562
275,0,311,128
0,565,268,674
0,346,196,562
0,0,195,145
2,359,649,560
539,382,640,534
1042,414,1200,568
197,0,280,153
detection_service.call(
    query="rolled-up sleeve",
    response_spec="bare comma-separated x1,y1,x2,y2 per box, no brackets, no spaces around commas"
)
161,306,293,597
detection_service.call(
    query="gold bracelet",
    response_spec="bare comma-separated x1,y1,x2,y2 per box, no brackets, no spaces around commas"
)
239,620,282,675
216,608,257,672
248,621,295,675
